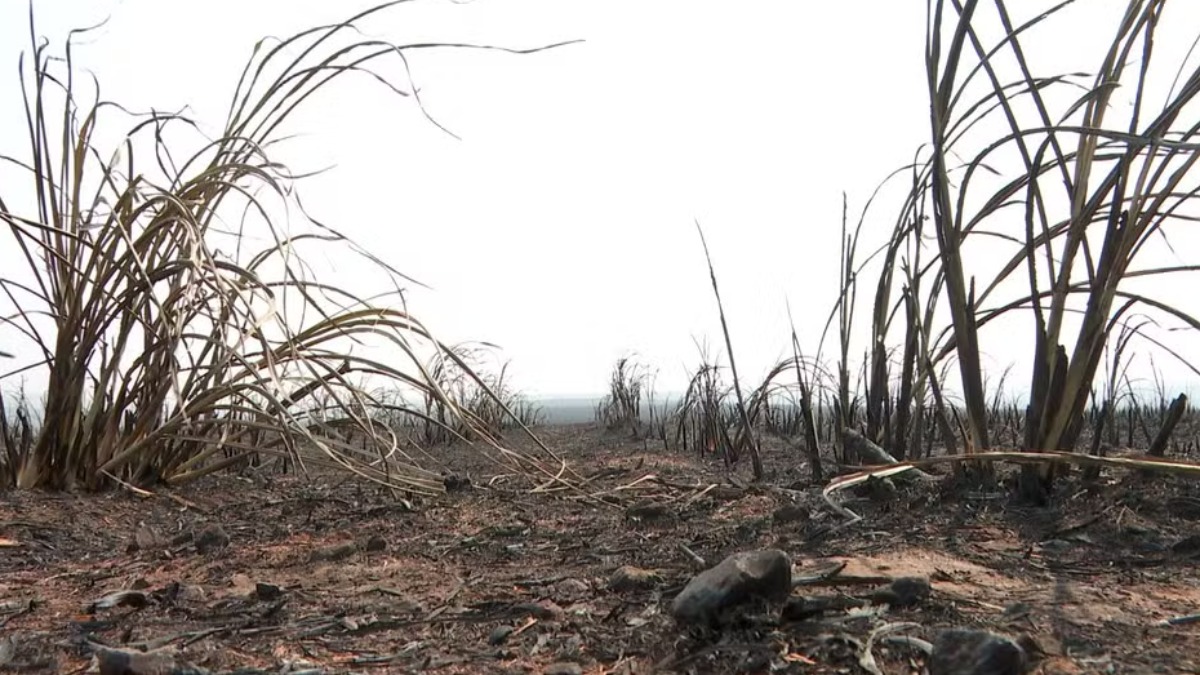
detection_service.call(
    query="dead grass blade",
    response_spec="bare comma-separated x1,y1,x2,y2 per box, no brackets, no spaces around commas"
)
0,4,577,492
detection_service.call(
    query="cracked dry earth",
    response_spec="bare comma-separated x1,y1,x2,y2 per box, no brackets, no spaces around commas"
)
2,424,1200,674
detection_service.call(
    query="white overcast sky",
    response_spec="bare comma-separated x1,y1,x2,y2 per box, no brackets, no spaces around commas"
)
2,0,1200,399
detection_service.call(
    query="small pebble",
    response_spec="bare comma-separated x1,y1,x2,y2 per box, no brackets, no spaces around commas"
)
254,582,283,601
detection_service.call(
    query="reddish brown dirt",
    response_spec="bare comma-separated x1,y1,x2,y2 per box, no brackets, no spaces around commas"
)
2,424,1200,674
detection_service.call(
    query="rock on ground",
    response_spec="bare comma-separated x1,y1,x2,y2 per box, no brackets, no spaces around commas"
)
927,629,1029,675
671,549,792,626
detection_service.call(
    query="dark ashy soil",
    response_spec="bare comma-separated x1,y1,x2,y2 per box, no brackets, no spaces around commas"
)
2,424,1200,673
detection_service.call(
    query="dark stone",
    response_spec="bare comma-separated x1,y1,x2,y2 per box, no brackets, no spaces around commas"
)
670,549,792,626
254,582,283,601
364,535,388,552
927,629,1028,675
